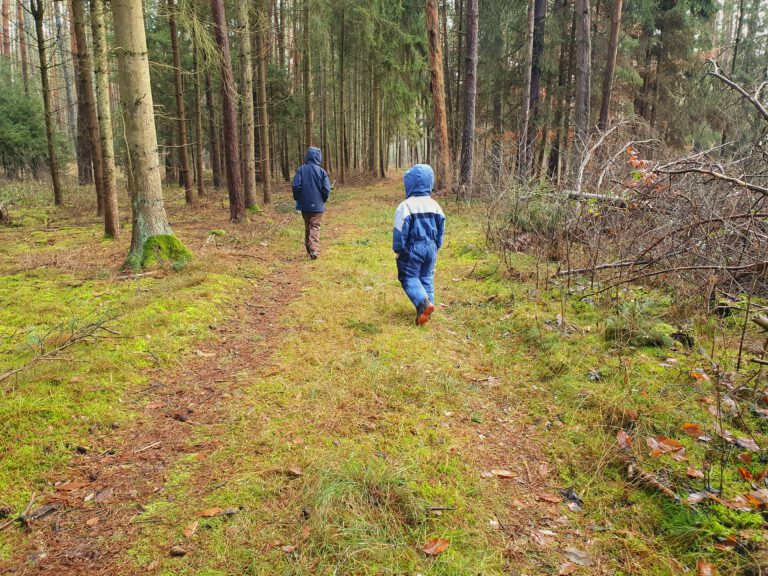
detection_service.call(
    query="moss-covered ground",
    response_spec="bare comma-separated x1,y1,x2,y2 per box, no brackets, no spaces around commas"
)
1,180,767,574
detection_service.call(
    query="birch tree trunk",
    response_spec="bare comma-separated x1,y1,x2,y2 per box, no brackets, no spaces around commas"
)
211,0,245,222
91,0,119,238
112,0,190,268
425,0,451,192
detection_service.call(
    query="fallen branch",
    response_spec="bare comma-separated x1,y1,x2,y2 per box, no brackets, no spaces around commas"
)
708,60,768,123
752,315,768,332
654,166,768,197
627,463,678,500
564,190,628,207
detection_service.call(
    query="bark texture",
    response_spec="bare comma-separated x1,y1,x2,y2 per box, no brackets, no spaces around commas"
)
425,0,451,192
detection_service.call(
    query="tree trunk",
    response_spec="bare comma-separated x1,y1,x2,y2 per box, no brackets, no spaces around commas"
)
17,0,28,93
91,0,119,238
425,0,451,192
2,0,10,57
303,1,312,148
517,0,535,176
492,91,503,183
453,0,463,160
572,0,592,182
112,0,189,268
70,6,92,185
168,0,193,204
547,0,574,181
459,0,477,190
53,2,75,140
192,24,206,198
255,0,271,203
204,64,222,189
597,0,622,131
211,0,245,222
338,10,346,183
525,0,546,176
72,0,105,214
30,0,63,205
238,0,257,209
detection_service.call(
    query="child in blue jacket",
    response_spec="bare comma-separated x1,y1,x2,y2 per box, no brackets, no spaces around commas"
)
293,147,332,259
393,164,445,326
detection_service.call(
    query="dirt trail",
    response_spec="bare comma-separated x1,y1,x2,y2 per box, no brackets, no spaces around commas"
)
5,184,557,575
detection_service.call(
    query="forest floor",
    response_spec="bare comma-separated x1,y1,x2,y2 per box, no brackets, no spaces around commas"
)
1,180,765,575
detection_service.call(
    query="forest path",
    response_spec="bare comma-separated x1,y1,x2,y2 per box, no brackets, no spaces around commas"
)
10,182,563,575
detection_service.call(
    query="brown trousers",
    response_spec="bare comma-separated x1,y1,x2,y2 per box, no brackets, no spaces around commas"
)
302,211,323,253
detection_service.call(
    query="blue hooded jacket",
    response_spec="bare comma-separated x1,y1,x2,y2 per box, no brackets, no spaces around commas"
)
293,147,331,212
392,164,445,254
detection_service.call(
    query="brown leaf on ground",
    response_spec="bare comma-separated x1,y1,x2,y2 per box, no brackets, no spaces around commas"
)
738,467,754,482
617,429,632,450
56,481,90,492
146,560,159,571
198,508,223,518
421,538,450,556
489,469,515,479
85,517,99,527
183,521,198,539
558,562,579,575
738,453,753,464
736,437,760,451
563,546,594,566
697,559,717,575
682,423,704,437
94,487,113,503
687,467,705,479
537,493,563,503
690,369,709,380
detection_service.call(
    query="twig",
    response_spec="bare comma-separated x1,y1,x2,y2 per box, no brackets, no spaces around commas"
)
132,441,162,454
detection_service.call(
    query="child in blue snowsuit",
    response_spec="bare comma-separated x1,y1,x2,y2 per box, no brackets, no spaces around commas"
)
393,164,445,326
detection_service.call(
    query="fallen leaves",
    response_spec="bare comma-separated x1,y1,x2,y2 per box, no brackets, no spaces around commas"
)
738,467,754,482
198,508,222,518
537,493,563,504
85,517,99,527
682,423,705,437
617,429,632,450
697,559,717,576
421,537,450,556
481,469,515,479
183,521,198,539
56,481,90,492
563,546,593,566
687,467,705,479
736,437,760,451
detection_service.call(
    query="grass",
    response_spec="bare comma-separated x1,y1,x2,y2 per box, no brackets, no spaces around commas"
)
3,179,768,574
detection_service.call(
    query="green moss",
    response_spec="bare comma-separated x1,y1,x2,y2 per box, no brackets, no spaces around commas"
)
127,234,193,270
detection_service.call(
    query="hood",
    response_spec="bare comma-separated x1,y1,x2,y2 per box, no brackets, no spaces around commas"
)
403,164,434,198
304,146,323,165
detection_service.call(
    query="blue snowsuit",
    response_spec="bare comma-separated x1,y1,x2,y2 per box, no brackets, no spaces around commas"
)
393,164,445,307
292,147,331,212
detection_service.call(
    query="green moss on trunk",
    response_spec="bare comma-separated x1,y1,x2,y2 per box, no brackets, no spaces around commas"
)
126,234,192,270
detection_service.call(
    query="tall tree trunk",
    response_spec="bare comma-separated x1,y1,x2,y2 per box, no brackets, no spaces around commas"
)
517,0,535,176
168,0,193,204
2,0,10,56
459,0,477,189
425,0,451,192
721,0,745,144
91,0,119,238
30,0,62,205
338,10,346,183
492,91,503,183
453,0,463,160
17,0,28,93
54,2,75,140
238,0,257,208
70,8,92,185
548,0,574,181
211,0,245,222
72,0,105,213
303,1,312,148
204,64,222,188
572,0,592,183
441,0,453,154
112,0,188,268
525,0,546,176
192,25,206,198
597,0,622,131
255,0,271,203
